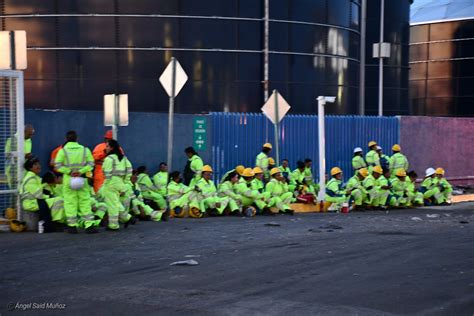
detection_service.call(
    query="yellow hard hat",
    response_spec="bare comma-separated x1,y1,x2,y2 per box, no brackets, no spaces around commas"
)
242,168,255,177
10,220,26,233
263,143,272,149
395,169,407,177
373,165,383,174
368,141,377,147
5,208,17,220
253,167,263,174
235,165,245,175
435,167,445,175
358,168,369,178
392,144,401,152
202,165,213,173
188,207,203,218
330,167,342,176
268,157,275,165
270,167,281,176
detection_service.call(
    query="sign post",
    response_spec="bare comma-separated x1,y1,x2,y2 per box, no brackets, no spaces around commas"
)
104,94,129,140
261,90,290,166
159,57,188,171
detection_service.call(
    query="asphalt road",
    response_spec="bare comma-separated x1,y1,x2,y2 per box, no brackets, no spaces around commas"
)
1,203,473,316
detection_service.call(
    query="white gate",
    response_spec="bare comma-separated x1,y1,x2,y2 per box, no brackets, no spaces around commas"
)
0,70,25,220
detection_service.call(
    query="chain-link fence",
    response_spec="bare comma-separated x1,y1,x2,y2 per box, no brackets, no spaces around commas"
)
0,70,24,221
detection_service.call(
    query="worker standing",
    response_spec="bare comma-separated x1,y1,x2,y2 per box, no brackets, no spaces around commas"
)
389,144,409,174
376,146,390,171
365,141,380,172
183,147,203,187
54,131,98,234
92,130,115,192
5,124,35,188
255,143,272,180
352,147,367,175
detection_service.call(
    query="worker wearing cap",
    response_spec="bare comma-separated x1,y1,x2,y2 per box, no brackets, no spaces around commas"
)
362,165,385,207
389,144,409,175
326,167,351,211
265,168,294,214
55,131,97,233
92,130,114,192
152,162,168,198
256,143,272,180
390,169,410,207
220,165,245,184
365,141,380,173
420,168,444,205
136,166,167,211
218,171,242,215
376,146,390,171
352,147,367,175
234,167,268,214
183,147,204,187
405,171,423,206
346,168,369,210
434,168,452,204
167,171,192,217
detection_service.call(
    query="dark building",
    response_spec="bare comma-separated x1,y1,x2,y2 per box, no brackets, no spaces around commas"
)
1,0,410,115
410,0,474,117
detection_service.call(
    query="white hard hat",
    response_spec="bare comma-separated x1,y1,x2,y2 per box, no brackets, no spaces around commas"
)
70,177,85,190
425,168,436,177
353,147,363,153
376,146,382,150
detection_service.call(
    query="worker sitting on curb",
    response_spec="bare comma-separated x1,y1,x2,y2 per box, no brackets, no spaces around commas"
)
251,167,265,193
420,168,445,206
390,169,410,207
136,166,167,211
406,171,424,207
365,141,380,172
379,168,397,208
130,170,168,222
218,171,242,215
265,168,295,215
326,167,351,212
345,167,369,211
220,165,245,184
304,158,318,194
279,159,292,184
152,162,168,200
167,171,192,217
389,144,409,175
352,147,367,176
234,167,269,216
434,168,453,204
267,157,276,181
363,165,384,208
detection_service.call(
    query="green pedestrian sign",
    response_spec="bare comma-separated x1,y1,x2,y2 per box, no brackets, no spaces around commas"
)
193,117,207,151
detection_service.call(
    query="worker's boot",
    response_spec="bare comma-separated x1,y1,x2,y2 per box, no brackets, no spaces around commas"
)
85,226,99,234
67,226,78,234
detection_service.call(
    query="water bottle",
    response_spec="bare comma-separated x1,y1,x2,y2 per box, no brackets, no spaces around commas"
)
38,220,45,234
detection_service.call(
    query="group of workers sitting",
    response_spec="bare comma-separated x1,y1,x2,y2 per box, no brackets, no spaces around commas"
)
18,129,453,234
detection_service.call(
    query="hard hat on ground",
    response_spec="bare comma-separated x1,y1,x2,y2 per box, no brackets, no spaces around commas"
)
242,168,255,177
235,165,245,175
263,143,272,149
331,167,342,176
202,165,213,173
253,167,263,174
425,167,436,177
358,168,369,178
270,167,281,176
353,147,363,153
392,144,401,152
435,167,445,175
188,207,203,218
395,169,407,177
372,165,383,174
368,141,377,147
70,177,85,190
10,220,26,233
268,157,275,165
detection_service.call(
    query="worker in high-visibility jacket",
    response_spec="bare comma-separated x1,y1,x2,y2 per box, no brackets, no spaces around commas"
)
218,171,242,215
21,157,65,232
376,146,390,171
352,147,367,175
363,165,391,208
292,160,306,191
389,144,409,175
42,171,63,198
265,168,295,214
190,165,234,216
379,168,397,207
92,130,114,192
434,167,452,204
152,162,168,198
419,168,444,205
390,169,410,207
136,166,166,210
406,171,424,206
255,143,272,181
345,167,369,210
5,124,35,188
365,141,380,172
129,171,167,221
303,158,317,194
279,159,292,183
100,139,134,231
234,167,269,215
183,147,204,187
251,167,265,193
55,131,98,234
325,167,350,211
220,165,245,184
167,171,192,217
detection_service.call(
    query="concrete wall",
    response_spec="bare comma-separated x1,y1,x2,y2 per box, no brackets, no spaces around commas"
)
400,116,474,184
25,109,212,175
